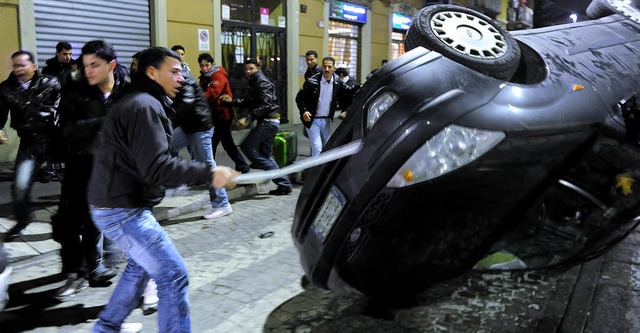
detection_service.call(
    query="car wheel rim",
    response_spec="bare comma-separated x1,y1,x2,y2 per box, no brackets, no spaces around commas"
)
430,10,508,59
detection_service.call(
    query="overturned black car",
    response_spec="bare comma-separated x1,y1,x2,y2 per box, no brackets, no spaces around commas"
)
292,0,640,299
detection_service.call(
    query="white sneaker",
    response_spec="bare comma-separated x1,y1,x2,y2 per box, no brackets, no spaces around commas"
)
120,322,143,333
203,205,233,219
142,279,158,315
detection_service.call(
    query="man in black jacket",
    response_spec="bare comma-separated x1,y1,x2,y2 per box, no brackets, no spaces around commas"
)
171,60,233,220
220,58,292,195
296,56,344,157
335,67,360,119
0,50,61,240
53,40,127,301
88,47,237,332
304,50,321,82
42,41,74,88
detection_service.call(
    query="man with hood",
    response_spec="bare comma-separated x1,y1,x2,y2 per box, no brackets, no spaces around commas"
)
198,53,250,174
0,50,61,240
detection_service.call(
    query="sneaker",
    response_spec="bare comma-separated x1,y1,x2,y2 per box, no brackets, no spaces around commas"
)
203,205,233,219
120,322,143,333
269,187,292,196
89,265,118,284
142,279,159,315
54,273,89,302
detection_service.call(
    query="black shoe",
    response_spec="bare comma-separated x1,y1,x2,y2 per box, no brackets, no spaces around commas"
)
54,273,89,302
89,266,118,284
269,187,292,195
3,223,27,242
236,165,250,173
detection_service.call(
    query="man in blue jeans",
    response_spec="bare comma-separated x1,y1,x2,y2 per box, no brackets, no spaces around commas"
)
88,47,238,333
169,58,232,220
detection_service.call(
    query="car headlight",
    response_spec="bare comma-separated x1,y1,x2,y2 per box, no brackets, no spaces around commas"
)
386,125,506,187
367,92,398,130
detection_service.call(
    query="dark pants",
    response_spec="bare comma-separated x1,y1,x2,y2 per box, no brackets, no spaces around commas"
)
56,155,102,275
212,118,249,170
240,119,291,189
10,143,48,234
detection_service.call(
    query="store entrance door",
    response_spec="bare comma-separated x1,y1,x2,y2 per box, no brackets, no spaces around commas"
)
221,24,288,122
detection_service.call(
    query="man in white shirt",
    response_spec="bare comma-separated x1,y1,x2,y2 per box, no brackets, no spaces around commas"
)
295,57,343,157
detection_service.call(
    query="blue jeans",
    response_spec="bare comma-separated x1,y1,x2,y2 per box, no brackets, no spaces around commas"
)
172,127,229,208
240,119,291,188
305,118,331,157
91,207,190,333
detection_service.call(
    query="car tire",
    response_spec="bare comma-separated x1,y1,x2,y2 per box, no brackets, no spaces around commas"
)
405,4,521,81
587,0,640,20
587,0,619,18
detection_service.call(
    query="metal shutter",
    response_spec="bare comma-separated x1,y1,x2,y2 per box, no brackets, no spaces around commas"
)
34,0,150,69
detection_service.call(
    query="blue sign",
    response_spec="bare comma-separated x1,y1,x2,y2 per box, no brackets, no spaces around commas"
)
392,13,412,30
330,1,367,24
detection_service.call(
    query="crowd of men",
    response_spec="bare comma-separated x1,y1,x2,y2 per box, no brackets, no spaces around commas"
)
0,40,366,332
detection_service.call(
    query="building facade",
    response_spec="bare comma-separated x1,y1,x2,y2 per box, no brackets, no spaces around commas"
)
0,0,523,162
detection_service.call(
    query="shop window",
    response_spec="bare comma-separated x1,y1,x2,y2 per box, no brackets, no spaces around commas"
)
222,0,285,27
328,20,361,80
391,31,406,60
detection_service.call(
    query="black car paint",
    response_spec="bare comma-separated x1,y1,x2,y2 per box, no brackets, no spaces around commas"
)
293,12,640,298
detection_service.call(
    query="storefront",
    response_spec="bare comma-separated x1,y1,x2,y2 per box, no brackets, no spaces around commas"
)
328,1,367,80
391,13,411,60
220,0,288,122
33,0,151,69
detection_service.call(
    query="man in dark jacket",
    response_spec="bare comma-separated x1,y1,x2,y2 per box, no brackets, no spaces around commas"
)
172,59,233,220
296,56,343,157
42,41,74,88
220,58,292,195
88,47,238,332
304,50,322,82
0,50,61,240
53,40,127,301
335,67,360,119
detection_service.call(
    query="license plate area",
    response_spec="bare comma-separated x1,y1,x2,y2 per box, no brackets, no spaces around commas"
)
311,186,346,242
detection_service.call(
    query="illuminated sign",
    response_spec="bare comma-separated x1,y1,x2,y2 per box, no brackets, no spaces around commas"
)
392,13,412,30
330,1,367,24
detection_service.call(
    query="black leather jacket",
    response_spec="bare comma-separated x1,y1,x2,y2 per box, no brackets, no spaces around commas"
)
295,72,343,128
0,72,61,145
58,66,129,156
232,70,280,120
42,57,73,88
171,68,213,133
88,75,212,208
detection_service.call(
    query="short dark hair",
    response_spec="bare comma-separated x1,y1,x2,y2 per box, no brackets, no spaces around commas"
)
171,45,185,52
244,58,260,67
56,41,72,52
132,51,142,60
322,56,336,66
197,53,214,64
81,40,117,62
335,67,349,77
137,47,182,75
11,50,36,63
305,50,318,58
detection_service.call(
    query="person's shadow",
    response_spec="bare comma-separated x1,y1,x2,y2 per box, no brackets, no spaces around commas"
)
0,272,103,332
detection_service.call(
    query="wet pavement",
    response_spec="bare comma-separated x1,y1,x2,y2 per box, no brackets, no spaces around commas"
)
0,123,640,332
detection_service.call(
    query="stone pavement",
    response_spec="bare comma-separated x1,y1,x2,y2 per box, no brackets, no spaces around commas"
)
1,121,640,332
